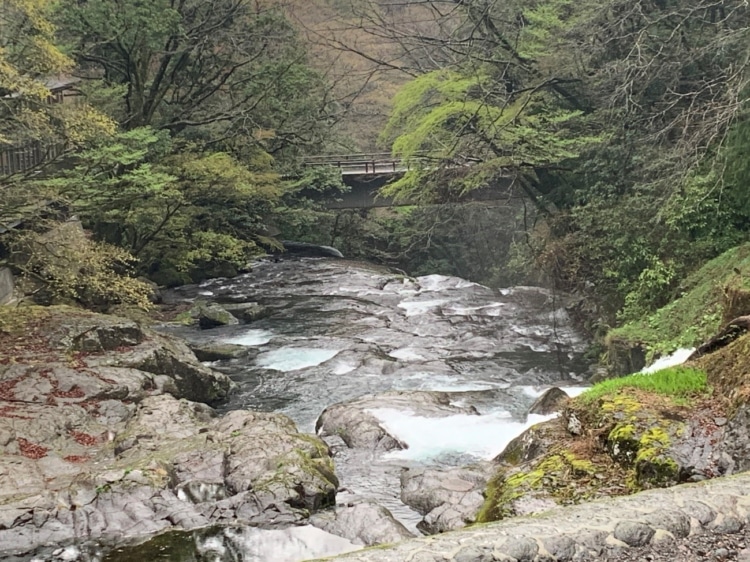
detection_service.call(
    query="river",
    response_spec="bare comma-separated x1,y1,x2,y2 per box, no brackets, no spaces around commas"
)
107,257,592,561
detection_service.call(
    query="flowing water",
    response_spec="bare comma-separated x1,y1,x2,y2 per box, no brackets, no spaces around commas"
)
115,258,593,561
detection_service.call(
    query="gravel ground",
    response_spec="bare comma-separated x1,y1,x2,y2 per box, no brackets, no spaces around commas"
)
602,527,750,562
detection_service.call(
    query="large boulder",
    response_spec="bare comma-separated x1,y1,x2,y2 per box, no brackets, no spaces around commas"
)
187,342,250,361
316,391,477,451
529,387,569,415
310,500,414,546
86,330,235,404
400,465,491,534
221,301,270,323
192,302,239,329
477,381,727,525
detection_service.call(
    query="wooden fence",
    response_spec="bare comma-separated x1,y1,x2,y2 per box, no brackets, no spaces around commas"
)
0,142,65,176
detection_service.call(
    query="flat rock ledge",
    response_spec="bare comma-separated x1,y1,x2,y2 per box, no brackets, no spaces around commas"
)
322,472,750,561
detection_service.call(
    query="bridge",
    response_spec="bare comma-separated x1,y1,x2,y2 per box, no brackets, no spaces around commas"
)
301,152,514,209
301,152,426,176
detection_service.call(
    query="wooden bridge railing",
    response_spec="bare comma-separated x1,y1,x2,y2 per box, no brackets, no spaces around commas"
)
302,152,431,176
0,142,66,176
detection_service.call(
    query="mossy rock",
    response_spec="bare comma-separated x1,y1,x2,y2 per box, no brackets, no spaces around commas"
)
476,449,604,523
191,302,239,329
604,337,646,377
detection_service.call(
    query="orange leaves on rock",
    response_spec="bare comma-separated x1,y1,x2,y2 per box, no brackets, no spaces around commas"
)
18,438,49,459
68,430,98,446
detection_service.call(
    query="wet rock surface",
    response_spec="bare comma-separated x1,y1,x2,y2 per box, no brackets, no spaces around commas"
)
310,499,415,546
400,464,492,533
3,259,597,560
0,306,336,559
327,473,750,561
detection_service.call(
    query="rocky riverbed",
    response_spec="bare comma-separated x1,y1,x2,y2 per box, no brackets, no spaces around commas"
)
5,256,747,562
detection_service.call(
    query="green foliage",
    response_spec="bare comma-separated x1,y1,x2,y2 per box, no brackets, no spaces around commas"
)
55,0,331,162
10,224,152,309
33,127,283,282
608,243,750,355
577,367,709,404
381,68,599,204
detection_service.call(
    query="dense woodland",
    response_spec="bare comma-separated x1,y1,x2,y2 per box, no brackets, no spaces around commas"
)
1,0,749,334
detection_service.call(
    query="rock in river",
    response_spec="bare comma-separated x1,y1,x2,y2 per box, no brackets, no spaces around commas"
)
400,464,492,534
310,499,415,546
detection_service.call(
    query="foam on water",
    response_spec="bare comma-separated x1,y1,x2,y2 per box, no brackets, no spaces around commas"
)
368,408,557,462
331,362,358,375
417,274,478,292
393,372,498,392
397,299,448,316
641,347,695,374
389,347,427,361
256,347,340,372
223,329,274,346
443,303,505,316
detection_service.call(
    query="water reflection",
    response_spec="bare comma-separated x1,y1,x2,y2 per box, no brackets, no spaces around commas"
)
103,526,360,562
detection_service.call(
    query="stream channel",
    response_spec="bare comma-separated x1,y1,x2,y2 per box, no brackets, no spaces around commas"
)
108,257,592,561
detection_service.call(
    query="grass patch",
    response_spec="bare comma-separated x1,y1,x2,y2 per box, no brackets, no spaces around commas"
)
608,243,750,357
577,366,708,404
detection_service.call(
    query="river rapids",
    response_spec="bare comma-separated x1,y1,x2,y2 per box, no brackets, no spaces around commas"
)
107,257,592,562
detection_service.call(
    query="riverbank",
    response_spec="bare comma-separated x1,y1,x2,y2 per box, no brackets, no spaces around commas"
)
0,305,348,560
3,255,749,561
321,471,750,562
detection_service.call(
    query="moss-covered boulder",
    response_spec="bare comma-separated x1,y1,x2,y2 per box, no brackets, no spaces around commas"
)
192,302,239,329
477,366,723,525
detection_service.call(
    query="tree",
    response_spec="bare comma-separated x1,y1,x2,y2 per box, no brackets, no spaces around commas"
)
37,127,285,284
57,0,332,163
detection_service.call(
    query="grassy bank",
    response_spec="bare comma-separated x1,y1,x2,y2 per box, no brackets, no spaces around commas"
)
607,243,750,362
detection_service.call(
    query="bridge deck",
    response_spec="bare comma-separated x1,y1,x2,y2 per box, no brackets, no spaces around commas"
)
302,152,426,176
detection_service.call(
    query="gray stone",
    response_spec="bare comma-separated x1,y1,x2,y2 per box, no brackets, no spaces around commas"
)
493,418,559,465
721,404,750,473
454,546,495,562
0,267,14,305
221,302,270,323
567,413,583,436
193,303,239,329
188,342,249,361
571,529,608,555
400,465,489,533
310,500,414,546
613,521,655,547
500,537,539,561
529,387,569,415
643,510,691,538
710,514,745,534
682,500,717,525
541,535,576,560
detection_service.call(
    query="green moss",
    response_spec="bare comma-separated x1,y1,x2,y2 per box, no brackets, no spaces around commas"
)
477,450,598,523
609,423,636,441
608,243,750,358
576,366,708,404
